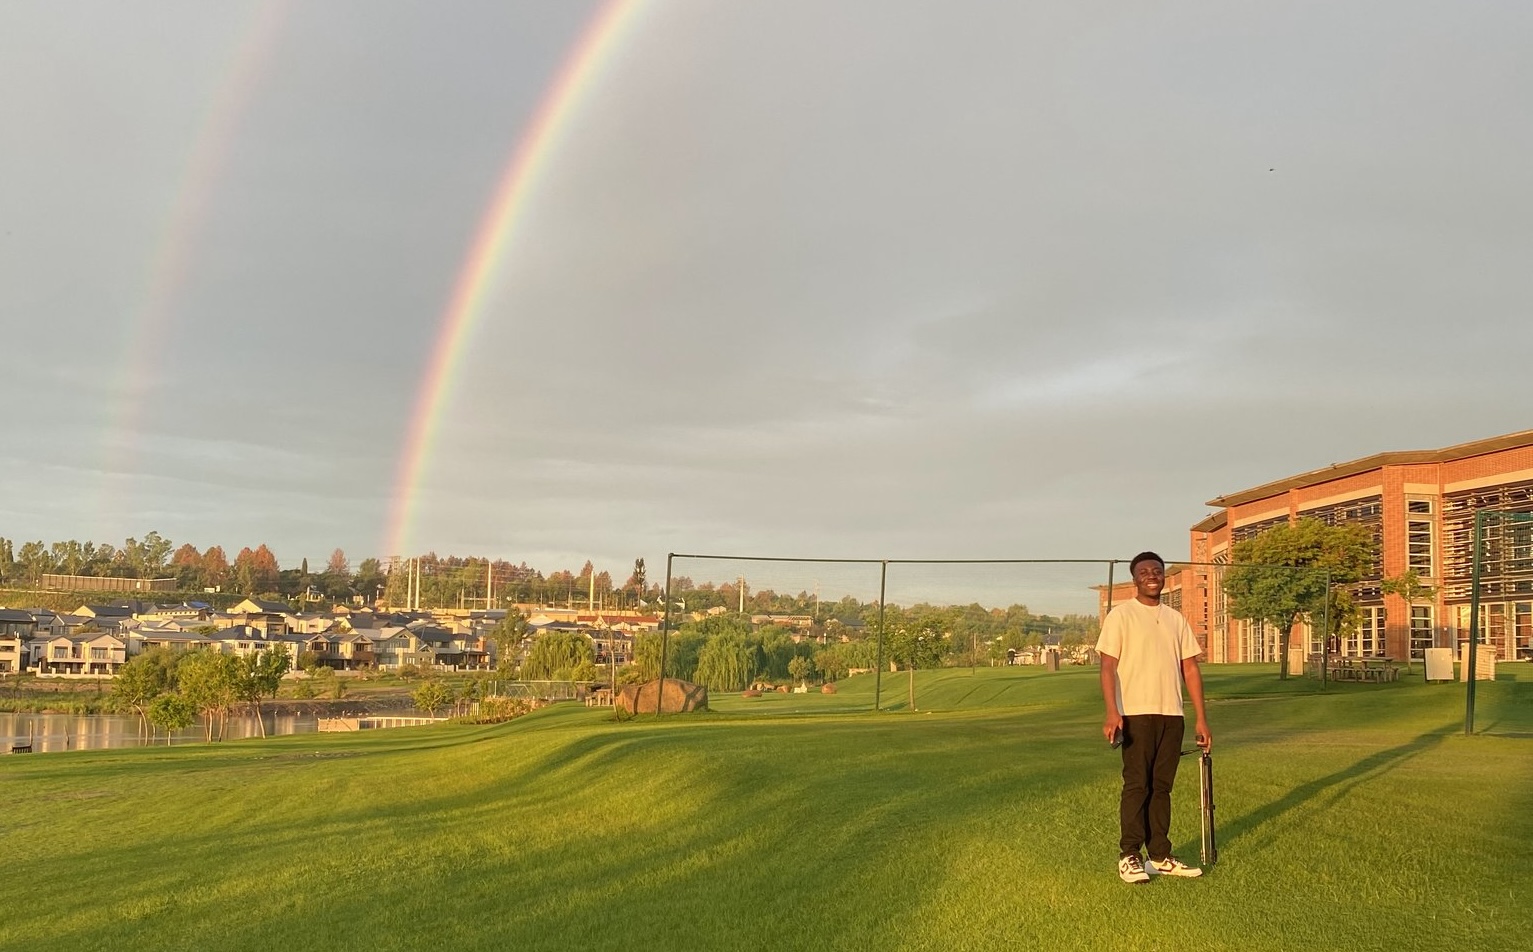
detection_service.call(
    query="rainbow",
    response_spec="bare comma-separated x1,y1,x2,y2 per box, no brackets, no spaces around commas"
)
103,2,289,514
384,0,645,557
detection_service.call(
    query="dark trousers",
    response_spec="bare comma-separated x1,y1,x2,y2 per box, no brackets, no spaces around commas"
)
1119,714,1184,860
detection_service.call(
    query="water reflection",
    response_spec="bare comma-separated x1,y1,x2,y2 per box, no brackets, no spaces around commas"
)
1,712,320,753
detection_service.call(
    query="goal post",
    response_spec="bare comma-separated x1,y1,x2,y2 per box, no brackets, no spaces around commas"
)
1465,508,1533,735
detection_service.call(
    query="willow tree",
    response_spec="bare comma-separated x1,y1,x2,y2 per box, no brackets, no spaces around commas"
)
1224,518,1374,679
521,631,593,679
693,633,756,691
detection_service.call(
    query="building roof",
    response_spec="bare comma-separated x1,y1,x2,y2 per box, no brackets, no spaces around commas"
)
1190,511,1228,534
237,598,293,614
77,604,134,618
1205,427,1533,509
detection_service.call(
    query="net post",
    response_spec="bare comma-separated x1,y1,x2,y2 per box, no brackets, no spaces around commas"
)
1105,560,1116,614
873,560,888,712
1466,509,1485,735
658,553,674,717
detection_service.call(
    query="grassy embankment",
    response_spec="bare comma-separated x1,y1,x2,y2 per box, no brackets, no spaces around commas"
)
2,664,1529,952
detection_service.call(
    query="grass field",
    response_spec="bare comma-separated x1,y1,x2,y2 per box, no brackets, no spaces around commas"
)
2,663,1530,951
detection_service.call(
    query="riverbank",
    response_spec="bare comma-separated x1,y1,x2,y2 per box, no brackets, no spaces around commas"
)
0,672,489,715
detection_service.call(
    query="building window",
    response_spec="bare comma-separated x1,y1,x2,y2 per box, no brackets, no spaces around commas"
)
1486,603,1507,659
90,647,107,660
1515,602,1533,660
52,646,68,659
1351,606,1385,656
1406,498,1434,577
1410,605,1434,660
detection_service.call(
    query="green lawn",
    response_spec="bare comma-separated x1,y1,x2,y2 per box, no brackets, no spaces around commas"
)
3,664,1530,951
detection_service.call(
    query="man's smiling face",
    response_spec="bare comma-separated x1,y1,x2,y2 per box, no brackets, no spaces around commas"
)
1133,559,1165,602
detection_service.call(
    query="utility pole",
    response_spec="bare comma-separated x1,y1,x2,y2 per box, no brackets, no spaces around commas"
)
737,575,745,614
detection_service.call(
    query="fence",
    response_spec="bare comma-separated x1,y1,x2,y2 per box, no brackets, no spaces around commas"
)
654,554,1330,714
39,574,178,593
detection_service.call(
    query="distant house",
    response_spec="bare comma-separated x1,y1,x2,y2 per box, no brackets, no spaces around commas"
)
218,599,292,636
303,631,376,670
54,613,129,638
230,598,292,615
136,603,213,623
206,625,267,658
72,604,136,622
127,622,216,655
0,608,36,638
285,612,348,635
372,627,435,670
0,609,35,674
38,632,129,676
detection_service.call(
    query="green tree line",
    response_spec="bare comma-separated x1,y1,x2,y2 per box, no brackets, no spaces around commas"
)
112,646,291,744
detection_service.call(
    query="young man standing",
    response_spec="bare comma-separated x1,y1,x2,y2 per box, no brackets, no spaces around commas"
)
1097,551,1211,883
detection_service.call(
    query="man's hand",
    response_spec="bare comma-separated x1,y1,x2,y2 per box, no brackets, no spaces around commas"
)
1103,713,1124,745
1195,720,1212,752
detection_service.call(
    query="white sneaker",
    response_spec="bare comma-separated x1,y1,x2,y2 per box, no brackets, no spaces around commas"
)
1148,856,1202,878
1118,853,1150,884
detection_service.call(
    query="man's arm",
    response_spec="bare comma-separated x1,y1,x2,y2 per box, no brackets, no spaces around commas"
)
1100,653,1122,743
1181,656,1211,750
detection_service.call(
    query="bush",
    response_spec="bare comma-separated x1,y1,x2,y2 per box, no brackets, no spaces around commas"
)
461,695,541,724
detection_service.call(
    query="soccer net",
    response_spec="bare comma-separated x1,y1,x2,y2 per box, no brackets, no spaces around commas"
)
656,555,1116,713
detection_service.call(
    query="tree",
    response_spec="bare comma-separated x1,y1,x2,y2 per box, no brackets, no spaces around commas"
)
522,631,594,679
232,547,258,594
112,648,178,740
413,679,451,716
887,620,948,711
488,611,529,672
693,633,757,691
251,545,280,593
813,645,849,682
233,646,291,737
171,544,205,590
178,651,240,741
354,558,385,604
320,550,352,600
788,655,812,686
147,693,197,745
16,540,52,584
140,531,173,576
203,546,230,590
625,558,647,602
1224,518,1375,680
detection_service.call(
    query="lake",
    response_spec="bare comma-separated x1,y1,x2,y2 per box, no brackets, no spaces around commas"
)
1,710,321,753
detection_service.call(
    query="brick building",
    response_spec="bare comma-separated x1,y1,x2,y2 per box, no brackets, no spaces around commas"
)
1167,428,1533,664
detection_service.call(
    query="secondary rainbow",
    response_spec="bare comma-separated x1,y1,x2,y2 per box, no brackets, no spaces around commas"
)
102,2,289,518
384,0,645,557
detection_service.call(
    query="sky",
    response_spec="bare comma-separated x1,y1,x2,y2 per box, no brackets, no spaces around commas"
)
3,1,1532,612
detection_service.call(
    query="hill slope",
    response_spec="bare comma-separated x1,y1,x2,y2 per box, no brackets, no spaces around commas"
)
2,664,1529,951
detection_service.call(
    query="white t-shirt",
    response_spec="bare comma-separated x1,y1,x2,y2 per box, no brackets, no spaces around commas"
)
1095,599,1203,717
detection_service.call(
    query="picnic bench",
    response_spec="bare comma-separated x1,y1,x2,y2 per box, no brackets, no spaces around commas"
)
1326,657,1399,683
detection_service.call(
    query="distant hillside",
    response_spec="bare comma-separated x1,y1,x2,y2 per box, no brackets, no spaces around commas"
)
0,588,250,612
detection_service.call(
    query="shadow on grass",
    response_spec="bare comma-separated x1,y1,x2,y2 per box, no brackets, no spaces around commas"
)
1219,724,1455,849
3,710,1103,952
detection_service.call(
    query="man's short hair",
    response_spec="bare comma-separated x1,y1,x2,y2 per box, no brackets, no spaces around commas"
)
1129,551,1165,574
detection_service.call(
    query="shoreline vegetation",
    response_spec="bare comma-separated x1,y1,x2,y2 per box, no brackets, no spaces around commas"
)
0,672,478,717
